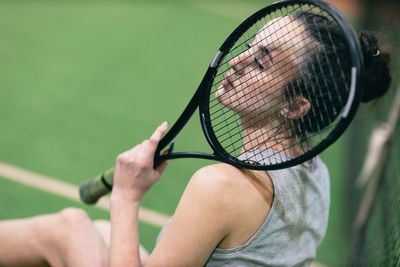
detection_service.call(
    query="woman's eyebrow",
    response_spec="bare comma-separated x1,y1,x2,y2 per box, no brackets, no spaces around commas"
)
247,42,277,54
255,42,273,53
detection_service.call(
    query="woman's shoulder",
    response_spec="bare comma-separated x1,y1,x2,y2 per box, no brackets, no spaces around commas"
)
183,164,243,202
189,163,256,195
186,163,273,217
185,164,274,249
192,163,243,181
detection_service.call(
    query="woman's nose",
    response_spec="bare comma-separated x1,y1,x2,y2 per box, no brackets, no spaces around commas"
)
229,50,251,75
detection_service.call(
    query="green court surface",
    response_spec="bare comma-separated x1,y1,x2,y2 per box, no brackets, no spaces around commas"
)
0,0,351,265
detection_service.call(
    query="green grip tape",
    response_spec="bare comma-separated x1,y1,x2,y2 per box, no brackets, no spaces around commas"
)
79,168,114,204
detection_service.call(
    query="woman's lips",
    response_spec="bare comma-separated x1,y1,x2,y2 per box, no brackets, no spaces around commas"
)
222,73,234,91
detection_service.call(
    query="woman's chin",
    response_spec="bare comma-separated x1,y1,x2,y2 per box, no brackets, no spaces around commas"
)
215,87,231,109
215,86,225,100
215,86,242,114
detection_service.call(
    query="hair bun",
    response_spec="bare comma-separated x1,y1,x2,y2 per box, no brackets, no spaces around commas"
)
360,32,380,60
358,31,391,103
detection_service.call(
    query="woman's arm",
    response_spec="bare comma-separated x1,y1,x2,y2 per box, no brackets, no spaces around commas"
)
108,123,238,267
108,121,227,267
109,122,273,267
146,165,237,266
110,165,233,267
109,122,169,267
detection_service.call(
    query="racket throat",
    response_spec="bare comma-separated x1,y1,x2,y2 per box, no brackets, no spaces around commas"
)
156,152,218,163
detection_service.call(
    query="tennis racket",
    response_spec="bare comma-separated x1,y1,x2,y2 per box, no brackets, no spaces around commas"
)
80,0,364,204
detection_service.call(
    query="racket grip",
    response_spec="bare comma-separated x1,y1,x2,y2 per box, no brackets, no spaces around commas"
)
79,168,114,205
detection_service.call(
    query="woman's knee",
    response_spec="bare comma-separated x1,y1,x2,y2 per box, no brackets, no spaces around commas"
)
58,208,91,226
50,208,96,245
45,208,108,266
44,208,94,248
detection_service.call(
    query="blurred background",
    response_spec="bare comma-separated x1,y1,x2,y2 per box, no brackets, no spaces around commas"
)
0,0,399,266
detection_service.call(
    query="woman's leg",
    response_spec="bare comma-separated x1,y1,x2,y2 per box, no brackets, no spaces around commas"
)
0,208,108,267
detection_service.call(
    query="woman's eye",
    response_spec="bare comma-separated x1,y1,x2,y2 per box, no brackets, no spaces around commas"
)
261,46,270,54
254,57,264,70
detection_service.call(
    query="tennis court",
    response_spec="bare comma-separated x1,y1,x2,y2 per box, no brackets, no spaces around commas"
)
0,0,388,266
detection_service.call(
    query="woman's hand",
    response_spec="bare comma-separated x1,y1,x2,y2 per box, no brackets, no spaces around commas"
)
109,122,169,267
111,121,169,203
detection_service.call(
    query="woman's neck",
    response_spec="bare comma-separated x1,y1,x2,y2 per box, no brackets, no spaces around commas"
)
240,118,306,157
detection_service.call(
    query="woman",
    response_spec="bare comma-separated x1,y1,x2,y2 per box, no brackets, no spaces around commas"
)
0,11,391,267
108,12,391,266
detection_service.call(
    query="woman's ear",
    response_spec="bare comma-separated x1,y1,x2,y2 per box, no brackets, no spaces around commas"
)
280,96,311,119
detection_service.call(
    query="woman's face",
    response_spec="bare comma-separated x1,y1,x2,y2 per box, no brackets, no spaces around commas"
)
215,16,307,123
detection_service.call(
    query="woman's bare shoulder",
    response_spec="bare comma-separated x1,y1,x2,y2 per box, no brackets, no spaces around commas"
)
189,164,248,193
193,163,243,179
186,163,272,206
149,164,259,265
182,164,274,249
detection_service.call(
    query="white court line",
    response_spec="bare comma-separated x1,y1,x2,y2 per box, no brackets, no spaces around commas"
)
0,161,170,228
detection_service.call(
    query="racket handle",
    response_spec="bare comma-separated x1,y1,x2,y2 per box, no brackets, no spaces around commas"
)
79,168,114,204
79,142,173,205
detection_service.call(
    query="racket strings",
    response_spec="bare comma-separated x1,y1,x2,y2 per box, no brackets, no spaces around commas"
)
216,14,343,108
213,60,318,153
213,4,320,76
211,33,315,137
208,4,351,165
211,16,300,82
217,111,320,157
211,20,316,115
211,17,310,98
210,35,311,126
239,121,338,164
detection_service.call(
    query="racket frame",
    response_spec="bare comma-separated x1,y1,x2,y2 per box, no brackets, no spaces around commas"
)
79,0,365,204
157,0,364,170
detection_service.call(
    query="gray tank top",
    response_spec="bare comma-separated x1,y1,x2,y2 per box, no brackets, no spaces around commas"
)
158,150,330,267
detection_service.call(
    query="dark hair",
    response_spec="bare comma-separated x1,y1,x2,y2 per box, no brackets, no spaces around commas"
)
359,31,391,102
286,11,391,134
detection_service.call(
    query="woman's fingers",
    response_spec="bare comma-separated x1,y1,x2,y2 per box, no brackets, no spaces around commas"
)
150,121,168,143
112,122,170,201
145,121,168,157
116,121,169,169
